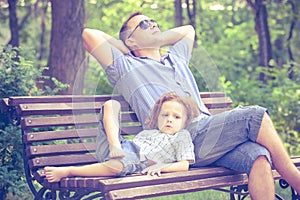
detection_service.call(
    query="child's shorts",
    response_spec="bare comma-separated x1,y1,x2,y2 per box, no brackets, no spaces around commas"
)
95,108,149,176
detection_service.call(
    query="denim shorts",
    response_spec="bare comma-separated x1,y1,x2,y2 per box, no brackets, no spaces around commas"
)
95,108,148,177
187,105,272,175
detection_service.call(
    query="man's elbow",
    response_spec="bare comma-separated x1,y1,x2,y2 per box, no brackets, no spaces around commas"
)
82,28,92,42
186,25,195,36
82,28,94,52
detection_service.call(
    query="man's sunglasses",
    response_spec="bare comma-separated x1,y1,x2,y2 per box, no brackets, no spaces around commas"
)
127,19,159,39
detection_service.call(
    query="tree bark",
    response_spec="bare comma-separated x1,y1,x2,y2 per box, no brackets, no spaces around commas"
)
186,0,197,47
38,2,48,62
246,0,272,83
7,0,19,47
286,0,298,79
46,0,86,94
175,0,183,26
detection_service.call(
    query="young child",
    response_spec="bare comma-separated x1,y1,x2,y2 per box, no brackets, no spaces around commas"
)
44,92,199,182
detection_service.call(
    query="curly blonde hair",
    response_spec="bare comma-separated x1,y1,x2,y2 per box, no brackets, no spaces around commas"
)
145,92,200,129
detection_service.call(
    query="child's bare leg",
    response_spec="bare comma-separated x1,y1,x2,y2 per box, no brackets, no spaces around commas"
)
109,145,125,158
44,159,123,182
103,100,125,158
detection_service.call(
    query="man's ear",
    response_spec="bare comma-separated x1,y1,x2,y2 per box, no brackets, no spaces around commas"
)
125,38,136,49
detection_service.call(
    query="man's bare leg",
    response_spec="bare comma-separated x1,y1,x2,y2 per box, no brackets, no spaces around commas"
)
44,159,123,182
248,156,275,200
103,100,125,158
256,113,300,193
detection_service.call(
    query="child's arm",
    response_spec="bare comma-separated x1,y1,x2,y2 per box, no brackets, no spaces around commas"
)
141,160,190,176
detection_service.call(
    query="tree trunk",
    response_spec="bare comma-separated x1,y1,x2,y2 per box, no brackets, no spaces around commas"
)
38,2,48,62
255,0,272,67
7,0,19,47
247,0,272,83
286,0,298,79
175,0,183,26
46,0,86,94
186,0,197,47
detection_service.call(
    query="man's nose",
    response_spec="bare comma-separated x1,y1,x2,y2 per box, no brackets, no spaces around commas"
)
150,21,157,28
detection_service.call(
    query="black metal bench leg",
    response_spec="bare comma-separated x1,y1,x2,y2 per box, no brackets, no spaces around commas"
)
278,179,300,200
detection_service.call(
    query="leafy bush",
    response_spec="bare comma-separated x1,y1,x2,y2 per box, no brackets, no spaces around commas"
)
0,45,67,199
221,61,300,155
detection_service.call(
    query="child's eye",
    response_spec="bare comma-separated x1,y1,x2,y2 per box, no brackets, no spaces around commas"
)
175,115,181,119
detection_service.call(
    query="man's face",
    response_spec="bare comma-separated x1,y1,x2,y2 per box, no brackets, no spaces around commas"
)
157,100,187,135
126,15,161,48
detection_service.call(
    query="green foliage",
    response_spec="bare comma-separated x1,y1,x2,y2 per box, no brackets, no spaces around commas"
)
0,45,42,97
221,61,300,155
0,125,32,200
84,0,175,38
0,45,68,97
0,45,68,199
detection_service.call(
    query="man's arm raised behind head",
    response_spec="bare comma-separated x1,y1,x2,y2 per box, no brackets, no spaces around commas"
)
82,28,130,67
155,25,195,55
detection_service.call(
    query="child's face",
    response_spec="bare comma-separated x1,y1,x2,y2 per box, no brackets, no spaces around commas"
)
157,100,187,135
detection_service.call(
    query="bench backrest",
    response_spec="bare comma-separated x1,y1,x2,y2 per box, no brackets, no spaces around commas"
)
4,92,232,183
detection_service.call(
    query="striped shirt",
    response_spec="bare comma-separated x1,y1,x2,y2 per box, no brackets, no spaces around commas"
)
106,39,210,128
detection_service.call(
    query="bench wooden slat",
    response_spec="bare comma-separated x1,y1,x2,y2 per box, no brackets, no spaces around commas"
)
207,107,232,115
18,102,103,116
29,154,97,168
17,99,232,116
27,142,96,157
201,97,232,108
199,92,226,98
17,101,132,116
105,165,300,200
23,128,99,143
99,167,238,192
8,94,125,106
24,126,143,145
60,167,237,189
21,113,140,129
105,174,248,200
7,92,225,106
21,115,99,129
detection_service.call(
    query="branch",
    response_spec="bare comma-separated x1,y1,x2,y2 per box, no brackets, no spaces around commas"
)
286,0,297,62
18,0,41,30
246,0,256,13
286,0,297,41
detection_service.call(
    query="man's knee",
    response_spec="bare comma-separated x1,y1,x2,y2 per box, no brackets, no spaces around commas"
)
250,155,272,177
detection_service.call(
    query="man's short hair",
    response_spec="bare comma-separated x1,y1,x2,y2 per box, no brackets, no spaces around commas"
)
119,11,143,44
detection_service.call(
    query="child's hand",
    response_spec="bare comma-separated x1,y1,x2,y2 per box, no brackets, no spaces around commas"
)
141,163,171,176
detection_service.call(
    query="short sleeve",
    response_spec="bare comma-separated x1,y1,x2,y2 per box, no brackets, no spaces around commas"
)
169,40,192,66
175,129,195,164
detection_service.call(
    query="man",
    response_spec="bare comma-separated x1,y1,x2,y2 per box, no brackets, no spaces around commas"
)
82,12,300,199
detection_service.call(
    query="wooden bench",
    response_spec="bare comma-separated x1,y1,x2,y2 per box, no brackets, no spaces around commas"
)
1,92,300,200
